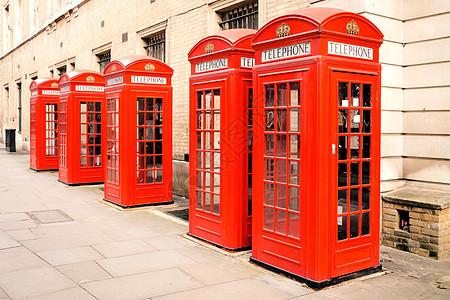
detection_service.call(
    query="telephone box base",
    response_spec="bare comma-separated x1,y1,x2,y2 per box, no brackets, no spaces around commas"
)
250,257,382,290
103,198,174,209
57,180,104,187
29,168,58,172
187,233,252,252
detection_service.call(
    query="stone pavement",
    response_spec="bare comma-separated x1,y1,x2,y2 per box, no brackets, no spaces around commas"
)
0,146,449,300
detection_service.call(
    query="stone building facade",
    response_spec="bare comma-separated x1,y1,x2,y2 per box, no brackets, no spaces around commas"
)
0,0,449,196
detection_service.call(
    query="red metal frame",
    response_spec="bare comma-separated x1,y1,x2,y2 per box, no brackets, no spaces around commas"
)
103,56,174,207
57,70,106,185
29,78,60,171
188,29,256,250
250,8,383,286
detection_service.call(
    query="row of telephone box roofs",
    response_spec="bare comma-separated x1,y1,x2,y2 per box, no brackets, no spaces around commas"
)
28,8,384,289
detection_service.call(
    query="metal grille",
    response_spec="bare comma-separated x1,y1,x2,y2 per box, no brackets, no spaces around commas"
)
98,51,111,73
219,2,258,30
144,33,166,62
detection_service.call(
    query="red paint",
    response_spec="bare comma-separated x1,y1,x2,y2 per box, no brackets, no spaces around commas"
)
58,70,106,185
29,78,60,171
188,29,256,250
251,8,383,283
103,56,174,207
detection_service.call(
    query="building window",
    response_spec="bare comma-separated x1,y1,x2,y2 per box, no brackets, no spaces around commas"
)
57,65,66,76
97,51,111,73
144,32,165,62
219,1,258,30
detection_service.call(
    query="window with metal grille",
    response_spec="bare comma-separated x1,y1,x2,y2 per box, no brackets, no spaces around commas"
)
144,32,165,62
219,1,258,30
97,51,111,73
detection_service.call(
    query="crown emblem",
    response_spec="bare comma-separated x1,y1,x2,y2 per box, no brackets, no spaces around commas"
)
86,75,95,82
145,63,155,71
111,65,117,72
276,22,291,38
346,20,359,35
51,82,58,88
204,42,214,54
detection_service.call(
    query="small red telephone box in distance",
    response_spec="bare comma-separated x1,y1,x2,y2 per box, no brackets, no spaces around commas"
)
102,56,174,207
29,78,60,171
58,70,106,186
188,29,256,250
251,8,383,287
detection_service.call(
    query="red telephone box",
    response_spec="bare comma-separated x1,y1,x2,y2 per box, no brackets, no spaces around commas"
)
58,70,106,186
102,56,173,207
250,8,383,287
29,78,60,171
188,29,256,250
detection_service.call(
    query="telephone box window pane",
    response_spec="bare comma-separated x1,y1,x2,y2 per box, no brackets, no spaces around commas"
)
290,82,300,106
81,135,87,144
80,157,87,166
362,110,371,133
361,212,370,236
138,113,145,126
275,210,287,234
351,83,360,106
289,135,300,158
265,85,274,107
197,132,203,149
204,152,211,171
197,172,203,189
363,84,372,107
155,170,163,183
197,112,203,129
351,136,360,159
197,152,203,169
147,127,155,140
338,189,348,214
265,159,274,181
362,161,370,184
213,132,220,150
350,188,359,212
196,191,203,209
264,207,274,231
213,90,221,109
138,157,145,170
289,109,299,132
205,112,211,130
265,110,274,131
276,110,287,132
138,98,145,111
362,187,370,210
197,92,203,109
146,156,154,169
214,153,220,171
213,194,220,214
155,98,163,111
276,159,287,183
338,216,347,241
205,91,212,109
264,182,274,206
155,127,162,140
338,163,347,187
146,170,154,183
205,173,211,192
81,102,87,112
146,142,154,154
276,185,286,209
288,213,300,238
351,162,359,186
265,134,274,156
155,113,162,126
350,214,359,238
155,156,162,169
338,109,348,133
276,134,287,157
146,113,154,126
147,98,154,111
213,173,220,193
205,132,211,150
213,112,220,130
289,187,299,211
81,113,86,123
339,82,348,107
338,136,347,160
277,83,287,106
351,110,360,133
205,193,211,211
362,136,371,158
289,161,299,185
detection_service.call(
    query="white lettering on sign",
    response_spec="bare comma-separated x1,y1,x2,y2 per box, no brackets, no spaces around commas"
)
241,57,255,68
261,42,311,62
75,85,105,92
42,90,60,95
195,57,228,73
107,76,124,86
131,75,167,85
328,41,373,60
31,91,38,96
60,86,70,93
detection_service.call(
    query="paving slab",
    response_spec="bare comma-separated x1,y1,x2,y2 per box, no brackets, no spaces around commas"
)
144,233,197,250
5,229,35,241
0,213,30,223
81,268,204,300
56,261,112,284
0,247,46,274
22,232,115,252
0,232,20,250
92,239,158,258
37,246,104,266
0,219,38,231
25,287,97,300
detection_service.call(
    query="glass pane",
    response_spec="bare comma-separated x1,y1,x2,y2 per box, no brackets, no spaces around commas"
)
277,83,287,106
266,110,274,131
95,113,101,123
351,110,360,133
276,134,287,157
338,189,347,214
351,83,360,107
205,112,211,130
155,156,162,169
155,170,163,183
213,194,220,214
205,132,211,150
276,159,287,183
205,193,211,212
338,216,347,241
275,210,286,234
362,187,370,210
155,127,162,140
197,92,203,109
213,173,220,193
361,212,370,235
146,156,154,169
196,191,203,209
80,102,87,112
146,113,154,126
80,135,86,144
338,109,348,133
205,91,212,109
137,171,145,184
155,113,162,126
290,82,300,106
276,109,287,132
88,102,94,111
197,151,203,169
289,161,299,185
338,136,347,160
213,132,220,151
138,112,145,126
248,88,253,109
339,82,348,107
80,124,86,134
197,171,203,189
197,112,203,129
146,170,154,183
289,135,300,158
289,187,299,211
264,182,275,206
264,158,274,181
350,188,359,212
264,207,274,231
265,134,274,156
276,185,286,209
363,136,371,158
350,214,359,238
95,124,101,134
362,161,370,184
351,136,360,159
80,113,86,123
338,163,347,187
265,84,274,107
213,89,220,109
214,153,220,171
363,84,371,107
204,173,211,191
288,213,300,238
95,102,101,111
351,162,359,186
289,109,299,132
146,142,154,154
213,112,220,130
205,152,211,170
197,132,203,149
155,98,163,111
362,110,371,133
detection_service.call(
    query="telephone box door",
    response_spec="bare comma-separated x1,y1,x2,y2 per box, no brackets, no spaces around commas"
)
331,71,380,277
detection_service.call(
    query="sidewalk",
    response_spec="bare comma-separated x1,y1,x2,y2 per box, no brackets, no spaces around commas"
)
0,146,449,300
